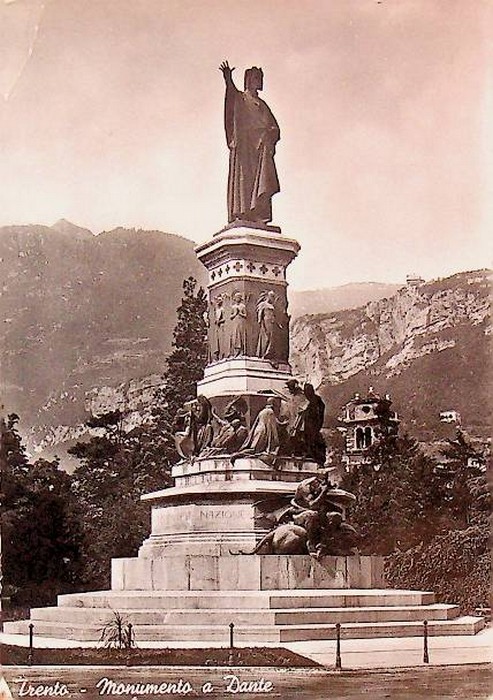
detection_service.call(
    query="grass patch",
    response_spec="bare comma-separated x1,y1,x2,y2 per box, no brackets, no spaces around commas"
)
0,644,319,668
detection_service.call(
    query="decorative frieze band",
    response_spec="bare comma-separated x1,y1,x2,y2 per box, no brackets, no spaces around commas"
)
209,259,286,285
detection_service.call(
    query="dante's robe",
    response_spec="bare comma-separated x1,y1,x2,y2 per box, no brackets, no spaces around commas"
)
224,83,280,223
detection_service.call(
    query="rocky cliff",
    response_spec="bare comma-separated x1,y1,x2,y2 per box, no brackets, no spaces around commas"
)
291,270,491,439
27,374,164,471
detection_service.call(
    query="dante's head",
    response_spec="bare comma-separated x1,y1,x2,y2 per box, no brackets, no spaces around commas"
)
244,66,263,92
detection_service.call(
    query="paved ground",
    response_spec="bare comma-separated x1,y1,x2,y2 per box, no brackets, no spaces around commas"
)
1,664,492,699
285,626,493,669
1,627,491,669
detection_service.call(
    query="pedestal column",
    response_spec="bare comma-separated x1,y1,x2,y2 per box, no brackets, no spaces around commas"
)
195,223,300,402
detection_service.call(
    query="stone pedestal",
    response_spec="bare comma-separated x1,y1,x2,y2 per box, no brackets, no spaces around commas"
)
196,224,299,407
197,357,292,399
111,553,385,592
136,456,320,557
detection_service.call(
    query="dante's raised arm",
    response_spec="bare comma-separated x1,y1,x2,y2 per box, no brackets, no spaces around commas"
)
219,60,236,88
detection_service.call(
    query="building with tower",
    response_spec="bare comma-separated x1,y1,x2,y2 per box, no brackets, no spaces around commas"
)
339,388,400,470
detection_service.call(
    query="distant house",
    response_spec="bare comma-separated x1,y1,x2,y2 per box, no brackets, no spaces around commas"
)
440,410,461,424
406,273,425,287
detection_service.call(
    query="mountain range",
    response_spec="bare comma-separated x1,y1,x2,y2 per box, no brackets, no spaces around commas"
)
0,221,204,435
0,222,489,460
288,282,402,318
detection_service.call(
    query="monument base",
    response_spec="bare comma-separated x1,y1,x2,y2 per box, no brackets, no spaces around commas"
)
5,553,484,642
3,459,485,643
137,458,321,556
111,553,384,592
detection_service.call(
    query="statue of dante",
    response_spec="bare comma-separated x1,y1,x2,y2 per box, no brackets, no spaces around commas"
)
219,60,280,225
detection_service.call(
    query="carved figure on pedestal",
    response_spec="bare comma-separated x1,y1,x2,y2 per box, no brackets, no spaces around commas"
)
203,396,249,456
290,475,357,557
279,379,308,457
207,418,248,454
212,295,227,360
256,290,281,361
174,395,214,459
219,60,280,224
203,309,212,363
289,475,329,555
229,291,248,357
317,512,358,558
231,397,287,466
233,474,357,557
297,383,327,466
232,515,314,555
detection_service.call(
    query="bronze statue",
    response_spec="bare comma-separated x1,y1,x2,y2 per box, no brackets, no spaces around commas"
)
231,514,315,555
219,60,280,224
174,395,214,458
203,396,249,455
298,384,327,466
231,477,358,558
279,379,308,456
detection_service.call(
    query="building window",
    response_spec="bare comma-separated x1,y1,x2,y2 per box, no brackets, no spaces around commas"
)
356,427,365,449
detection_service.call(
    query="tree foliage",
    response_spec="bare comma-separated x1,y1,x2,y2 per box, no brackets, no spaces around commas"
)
341,427,490,611
155,277,208,414
386,525,490,612
68,411,168,589
1,414,82,605
341,434,446,554
150,276,208,464
66,277,208,589
1,277,209,603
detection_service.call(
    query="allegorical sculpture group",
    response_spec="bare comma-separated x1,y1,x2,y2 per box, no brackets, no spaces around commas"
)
173,382,357,557
234,474,357,559
173,379,327,467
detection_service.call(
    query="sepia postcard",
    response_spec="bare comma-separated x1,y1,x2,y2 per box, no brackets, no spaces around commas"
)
0,1,491,698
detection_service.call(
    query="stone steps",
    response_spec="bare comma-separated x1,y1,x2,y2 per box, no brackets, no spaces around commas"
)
56,589,437,610
4,616,484,643
3,586,485,643
25,603,460,626
278,617,486,642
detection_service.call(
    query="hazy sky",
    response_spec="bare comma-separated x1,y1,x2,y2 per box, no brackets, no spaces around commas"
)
0,0,491,289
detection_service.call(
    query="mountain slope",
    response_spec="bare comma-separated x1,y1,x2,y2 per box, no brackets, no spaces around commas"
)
0,223,205,431
290,270,491,439
1,221,488,456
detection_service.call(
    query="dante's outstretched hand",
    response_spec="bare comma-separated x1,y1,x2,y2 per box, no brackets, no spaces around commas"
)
219,60,235,80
